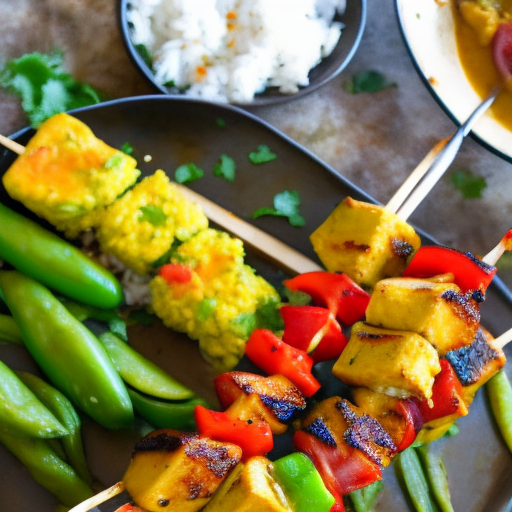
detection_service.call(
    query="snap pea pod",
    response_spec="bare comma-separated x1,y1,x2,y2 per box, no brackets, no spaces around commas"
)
0,202,123,308
99,332,195,400
0,270,133,430
395,447,437,512
349,481,384,512
0,429,93,507
417,445,454,512
127,388,208,431
0,359,68,438
0,313,23,345
16,371,92,485
487,370,512,453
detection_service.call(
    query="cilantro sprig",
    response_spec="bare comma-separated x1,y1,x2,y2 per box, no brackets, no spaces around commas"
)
344,70,396,94
213,154,236,182
248,145,277,164
451,169,486,199
174,163,204,183
252,190,305,227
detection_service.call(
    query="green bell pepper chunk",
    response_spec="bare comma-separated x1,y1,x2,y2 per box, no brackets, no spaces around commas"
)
99,332,195,400
0,313,23,345
0,202,123,308
127,388,208,431
273,452,335,512
0,270,133,430
0,359,68,438
16,371,92,485
0,429,93,507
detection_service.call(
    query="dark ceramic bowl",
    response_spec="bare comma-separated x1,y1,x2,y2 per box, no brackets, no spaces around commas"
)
118,0,367,106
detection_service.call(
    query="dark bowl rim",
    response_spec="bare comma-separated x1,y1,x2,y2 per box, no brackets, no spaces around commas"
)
117,0,367,107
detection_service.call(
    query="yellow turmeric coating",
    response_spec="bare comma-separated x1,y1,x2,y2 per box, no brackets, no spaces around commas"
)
2,113,140,238
150,228,280,370
96,170,208,275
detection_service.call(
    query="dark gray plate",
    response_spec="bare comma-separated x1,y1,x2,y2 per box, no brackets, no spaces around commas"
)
0,96,511,512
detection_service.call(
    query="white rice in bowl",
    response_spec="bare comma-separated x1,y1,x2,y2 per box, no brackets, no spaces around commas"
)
127,0,346,103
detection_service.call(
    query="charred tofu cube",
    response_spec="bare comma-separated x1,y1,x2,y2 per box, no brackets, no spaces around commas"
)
123,429,242,512
365,277,480,355
332,322,441,402
2,113,139,238
310,197,420,288
202,456,292,512
214,372,306,435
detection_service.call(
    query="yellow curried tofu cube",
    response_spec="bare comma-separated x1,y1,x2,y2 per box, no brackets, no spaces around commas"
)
332,322,441,402
310,197,420,289
365,277,480,355
202,456,292,512
2,113,140,238
123,429,242,512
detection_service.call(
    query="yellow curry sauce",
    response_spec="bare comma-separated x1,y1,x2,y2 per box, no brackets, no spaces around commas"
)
453,0,512,130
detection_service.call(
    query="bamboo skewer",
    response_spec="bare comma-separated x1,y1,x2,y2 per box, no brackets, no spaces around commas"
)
69,482,125,512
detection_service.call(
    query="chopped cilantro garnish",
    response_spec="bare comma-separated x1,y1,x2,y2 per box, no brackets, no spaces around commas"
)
248,145,277,164
344,70,396,94
451,169,486,199
175,163,204,183
216,117,226,128
197,298,217,321
213,154,236,182
0,51,101,127
139,205,168,226
104,154,124,170
134,43,154,71
121,142,134,155
253,190,306,227
128,308,156,326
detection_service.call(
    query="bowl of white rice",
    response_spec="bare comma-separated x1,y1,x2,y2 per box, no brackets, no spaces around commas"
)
119,0,366,106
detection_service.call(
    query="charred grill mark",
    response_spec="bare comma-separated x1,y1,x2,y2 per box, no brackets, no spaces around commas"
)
390,238,415,259
185,438,239,479
133,431,191,455
357,331,402,341
259,394,306,421
445,329,500,386
343,240,371,252
304,418,337,447
441,290,480,325
464,250,496,275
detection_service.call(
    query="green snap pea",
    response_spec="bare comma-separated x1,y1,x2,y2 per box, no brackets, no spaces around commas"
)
99,332,195,400
0,202,123,308
16,371,92,485
417,445,454,512
127,388,208,431
0,313,23,345
395,447,437,512
0,270,133,430
487,370,512,453
0,359,68,438
0,429,93,507
349,481,384,512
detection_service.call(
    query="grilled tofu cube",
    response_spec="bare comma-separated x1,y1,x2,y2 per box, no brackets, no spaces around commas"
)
310,197,420,288
365,277,480,355
214,372,306,434
123,429,242,512
202,456,292,512
333,322,441,401
2,113,139,238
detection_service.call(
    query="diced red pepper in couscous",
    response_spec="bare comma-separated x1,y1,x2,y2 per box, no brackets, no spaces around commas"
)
150,228,281,370
96,170,208,275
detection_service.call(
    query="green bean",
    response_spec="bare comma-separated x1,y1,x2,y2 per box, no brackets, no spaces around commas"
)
395,447,437,512
16,371,92,485
487,370,512,453
349,481,384,512
417,445,454,512
0,313,23,345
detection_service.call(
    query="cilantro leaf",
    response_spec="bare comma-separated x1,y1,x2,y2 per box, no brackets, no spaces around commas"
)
213,154,236,182
139,205,168,226
134,43,154,71
248,145,277,164
252,190,305,227
0,51,101,127
175,163,204,183
121,142,134,155
344,70,396,94
451,169,487,199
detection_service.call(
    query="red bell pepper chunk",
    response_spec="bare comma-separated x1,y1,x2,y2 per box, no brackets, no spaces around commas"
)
283,272,370,326
194,405,273,461
114,505,144,512
393,400,423,452
402,246,497,293
158,263,193,284
415,359,469,424
245,329,321,397
280,305,348,363
293,429,382,498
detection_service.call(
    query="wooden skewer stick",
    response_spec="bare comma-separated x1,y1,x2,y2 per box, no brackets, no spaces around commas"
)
0,135,322,276
494,326,512,350
68,481,125,512
386,89,499,220
483,229,512,266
